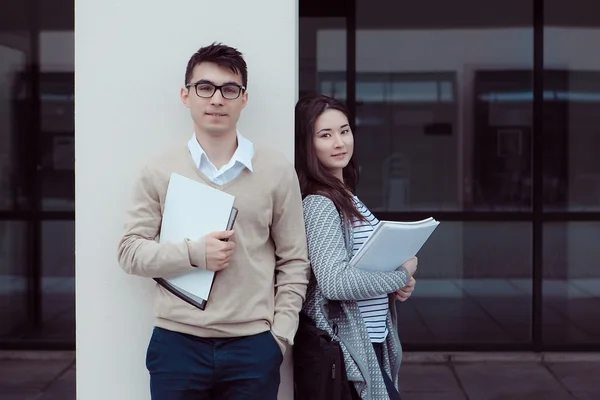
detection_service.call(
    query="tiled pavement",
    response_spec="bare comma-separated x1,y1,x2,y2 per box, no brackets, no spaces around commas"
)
2,352,600,399
0,354,75,400
400,357,600,399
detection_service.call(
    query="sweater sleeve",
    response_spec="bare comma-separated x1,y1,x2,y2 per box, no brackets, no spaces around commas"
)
303,195,410,300
117,164,207,278
269,164,311,352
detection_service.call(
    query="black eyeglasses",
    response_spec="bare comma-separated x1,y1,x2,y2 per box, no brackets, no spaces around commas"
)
186,81,246,100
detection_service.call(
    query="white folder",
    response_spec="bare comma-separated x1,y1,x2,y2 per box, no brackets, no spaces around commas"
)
350,217,440,272
155,173,236,309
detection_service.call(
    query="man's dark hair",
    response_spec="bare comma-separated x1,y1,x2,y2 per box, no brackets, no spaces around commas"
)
184,42,248,88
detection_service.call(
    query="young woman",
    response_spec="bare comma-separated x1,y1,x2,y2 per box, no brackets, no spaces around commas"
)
294,94,417,400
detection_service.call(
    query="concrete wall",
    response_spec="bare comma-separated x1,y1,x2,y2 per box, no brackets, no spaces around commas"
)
75,0,298,398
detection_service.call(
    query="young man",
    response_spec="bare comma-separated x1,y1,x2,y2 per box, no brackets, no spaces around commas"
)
117,43,310,399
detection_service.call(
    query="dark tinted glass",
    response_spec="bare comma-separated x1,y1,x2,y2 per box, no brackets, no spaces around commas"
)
354,0,534,345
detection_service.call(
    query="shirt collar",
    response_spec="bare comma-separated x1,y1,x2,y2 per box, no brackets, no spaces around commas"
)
188,131,254,172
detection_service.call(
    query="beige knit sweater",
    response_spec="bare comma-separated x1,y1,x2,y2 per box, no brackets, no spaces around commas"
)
117,145,311,353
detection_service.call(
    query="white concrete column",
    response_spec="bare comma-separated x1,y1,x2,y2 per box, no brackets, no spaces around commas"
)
75,1,298,399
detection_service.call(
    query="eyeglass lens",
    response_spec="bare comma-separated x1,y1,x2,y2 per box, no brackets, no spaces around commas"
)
196,83,241,99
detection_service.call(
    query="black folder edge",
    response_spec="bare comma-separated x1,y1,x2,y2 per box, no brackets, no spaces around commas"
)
153,206,238,311
152,278,208,309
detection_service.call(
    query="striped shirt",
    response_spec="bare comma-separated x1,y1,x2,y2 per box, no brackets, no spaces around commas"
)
352,196,389,343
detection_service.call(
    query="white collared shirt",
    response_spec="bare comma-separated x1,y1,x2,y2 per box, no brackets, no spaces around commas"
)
187,131,254,186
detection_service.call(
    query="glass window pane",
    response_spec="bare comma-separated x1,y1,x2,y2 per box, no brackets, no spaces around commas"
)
354,0,533,212
0,0,75,346
40,0,74,30
439,81,454,102
333,80,347,100
42,220,74,341
300,17,346,101
0,32,30,211
0,221,29,338
319,80,334,96
39,31,74,211
20,221,75,342
398,222,532,344
357,81,386,103
544,2,600,212
543,222,600,345
390,81,438,102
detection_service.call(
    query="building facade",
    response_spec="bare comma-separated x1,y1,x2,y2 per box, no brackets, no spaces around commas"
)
1,0,599,353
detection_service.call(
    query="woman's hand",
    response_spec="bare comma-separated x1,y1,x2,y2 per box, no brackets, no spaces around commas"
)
394,277,416,302
400,256,418,277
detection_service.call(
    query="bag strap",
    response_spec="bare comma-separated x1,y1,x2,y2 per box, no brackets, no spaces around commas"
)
327,201,348,336
328,300,342,319
327,300,342,335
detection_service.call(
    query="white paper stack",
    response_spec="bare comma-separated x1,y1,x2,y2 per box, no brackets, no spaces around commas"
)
350,217,440,272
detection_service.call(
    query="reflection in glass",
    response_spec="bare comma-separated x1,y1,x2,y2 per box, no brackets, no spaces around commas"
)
18,220,75,341
39,31,75,211
0,34,29,211
473,70,533,211
543,222,600,345
542,70,600,212
347,2,534,212
298,0,600,350
299,17,346,99
397,222,532,344
0,221,28,338
2,0,75,353
545,1,600,212
337,0,536,346
38,72,74,211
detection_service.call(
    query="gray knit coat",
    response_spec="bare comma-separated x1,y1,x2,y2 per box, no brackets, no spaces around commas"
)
301,194,411,400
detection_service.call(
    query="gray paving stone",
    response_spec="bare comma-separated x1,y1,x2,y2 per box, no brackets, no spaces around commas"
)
0,359,72,393
451,352,541,363
544,353,600,362
0,391,40,400
0,351,74,361
403,352,450,363
399,364,462,392
572,392,600,400
401,392,467,400
480,393,575,400
3,352,600,400
454,362,573,400
38,367,76,400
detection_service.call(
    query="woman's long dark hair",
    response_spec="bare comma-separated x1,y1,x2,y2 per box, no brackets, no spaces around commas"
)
294,93,365,223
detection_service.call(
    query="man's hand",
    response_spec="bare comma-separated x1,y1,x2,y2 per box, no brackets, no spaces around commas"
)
401,256,418,277
394,277,416,302
205,231,236,271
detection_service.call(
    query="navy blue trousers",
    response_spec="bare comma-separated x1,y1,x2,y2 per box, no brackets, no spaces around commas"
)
146,327,283,400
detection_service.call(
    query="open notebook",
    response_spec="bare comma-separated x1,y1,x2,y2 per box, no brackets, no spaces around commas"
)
350,217,440,272
153,173,237,310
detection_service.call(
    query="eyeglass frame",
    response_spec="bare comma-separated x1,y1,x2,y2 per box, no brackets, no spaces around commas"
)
185,80,246,100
